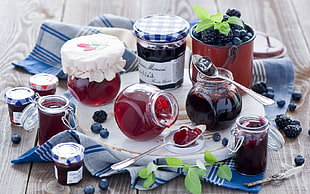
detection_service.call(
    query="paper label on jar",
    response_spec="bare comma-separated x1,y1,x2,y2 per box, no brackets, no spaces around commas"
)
67,165,83,184
13,112,22,124
138,55,185,86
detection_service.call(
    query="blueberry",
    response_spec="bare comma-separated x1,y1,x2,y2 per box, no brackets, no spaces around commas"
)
264,92,274,99
292,91,302,101
277,100,286,107
267,87,274,93
242,36,250,42
288,103,297,111
222,137,229,146
232,37,241,45
239,30,247,37
100,129,110,138
98,178,109,190
84,185,95,194
308,129,310,136
294,155,305,166
91,123,102,134
213,133,221,142
11,134,21,144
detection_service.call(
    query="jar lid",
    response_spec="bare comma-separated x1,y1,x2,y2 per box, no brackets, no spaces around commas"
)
51,143,85,165
133,14,190,42
20,103,38,132
29,73,59,91
4,87,35,105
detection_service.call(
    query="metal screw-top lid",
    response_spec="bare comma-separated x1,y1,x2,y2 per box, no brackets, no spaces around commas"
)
133,14,190,42
51,142,85,165
4,87,35,105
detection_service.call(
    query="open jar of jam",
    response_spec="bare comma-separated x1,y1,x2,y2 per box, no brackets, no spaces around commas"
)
133,14,190,90
114,83,179,141
51,142,85,185
29,73,59,96
185,68,242,131
61,34,126,106
20,95,77,145
4,87,35,126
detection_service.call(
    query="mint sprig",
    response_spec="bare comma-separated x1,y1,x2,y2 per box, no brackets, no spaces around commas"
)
138,150,232,194
193,5,244,35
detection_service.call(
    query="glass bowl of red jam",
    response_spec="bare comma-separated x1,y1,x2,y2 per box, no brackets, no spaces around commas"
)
29,73,59,96
185,68,242,131
4,87,35,126
51,142,84,185
114,83,179,141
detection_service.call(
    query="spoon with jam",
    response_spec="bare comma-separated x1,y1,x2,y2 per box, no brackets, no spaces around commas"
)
111,125,205,170
192,54,274,106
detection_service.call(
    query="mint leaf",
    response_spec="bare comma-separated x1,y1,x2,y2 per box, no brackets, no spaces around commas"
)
166,157,183,168
195,18,214,32
227,16,244,28
217,165,232,181
192,5,210,20
210,13,223,23
143,172,156,188
182,163,191,172
214,22,230,35
185,168,202,194
146,162,157,175
138,168,148,178
204,150,218,164
196,159,206,170
191,167,207,177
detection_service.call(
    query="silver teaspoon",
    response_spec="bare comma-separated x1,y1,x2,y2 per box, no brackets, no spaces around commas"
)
192,54,274,106
111,126,205,170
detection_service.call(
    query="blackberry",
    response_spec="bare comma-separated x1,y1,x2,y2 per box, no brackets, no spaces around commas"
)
92,110,108,123
213,133,221,142
226,8,241,18
275,114,292,129
98,178,109,190
291,91,302,101
288,103,297,111
276,100,286,107
294,155,305,166
251,81,267,94
84,185,95,194
11,134,21,144
283,125,302,138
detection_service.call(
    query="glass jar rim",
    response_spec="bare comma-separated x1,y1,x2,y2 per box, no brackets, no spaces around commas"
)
197,67,233,84
38,95,70,114
235,115,269,133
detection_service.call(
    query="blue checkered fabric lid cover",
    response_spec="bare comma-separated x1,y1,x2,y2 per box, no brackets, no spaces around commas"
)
5,87,35,106
133,14,190,42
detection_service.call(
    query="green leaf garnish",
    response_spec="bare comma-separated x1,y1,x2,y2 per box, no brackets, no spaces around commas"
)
192,5,210,20
217,165,233,181
210,13,223,23
195,18,215,32
138,168,148,178
166,157,183,168
204,150,218,164
143,172,156,188
227,16,244,27
196,159,206,170
185,168,202,194
146,162,157,175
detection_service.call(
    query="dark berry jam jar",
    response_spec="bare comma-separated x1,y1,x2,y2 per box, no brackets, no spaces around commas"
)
133,14,190,90
29,73,59,96
61,34,126,106
51,142,84,185
114,83,179,141
20,95,77,145
185,68,242,131
5,87,35,126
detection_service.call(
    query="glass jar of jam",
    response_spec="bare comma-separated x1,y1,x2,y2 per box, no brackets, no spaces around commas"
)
185,68,242,131
29,73,59,96
61,34,126,106
51,142,84,185
4,87,35,126
133,14,190,90
20,95,77,145
114,83,179,141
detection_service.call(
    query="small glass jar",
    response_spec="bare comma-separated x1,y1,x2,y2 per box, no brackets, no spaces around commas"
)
29,73,59,96
51,142,85,185
20,95,77,145
4,87,35,126
114,83,179,141
61,34,126,106
185,68,242,131
133,14,190,90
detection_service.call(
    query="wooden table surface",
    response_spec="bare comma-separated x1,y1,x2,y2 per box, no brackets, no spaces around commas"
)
1,0,310,193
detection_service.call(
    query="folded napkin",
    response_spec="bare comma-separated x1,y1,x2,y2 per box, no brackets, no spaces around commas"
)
11,14,295,193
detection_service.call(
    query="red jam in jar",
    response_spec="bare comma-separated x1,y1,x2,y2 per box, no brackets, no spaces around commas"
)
51,142,84,185
114,84,179,141
67,73,121,106
4,87,35,126
29,73,59,96
185,68,242,131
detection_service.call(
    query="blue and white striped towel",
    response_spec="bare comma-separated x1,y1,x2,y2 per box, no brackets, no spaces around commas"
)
11,14,295,193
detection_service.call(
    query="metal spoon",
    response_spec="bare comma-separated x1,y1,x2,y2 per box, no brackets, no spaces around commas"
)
192,54,274,106
111,127,204,170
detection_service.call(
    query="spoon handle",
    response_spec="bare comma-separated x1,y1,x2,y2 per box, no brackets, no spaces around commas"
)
111,142,168,170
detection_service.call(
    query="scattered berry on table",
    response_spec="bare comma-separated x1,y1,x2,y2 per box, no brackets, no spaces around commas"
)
290,119,301,126
222,137,229,146
275,114,292,129
11,134,21,144
291,91,302,101
212,133,221,142
92,110,108,123
98,178,109,190
288,103,297,111
84,185,95,194
251,81,267,94
308,129,310,136
226,8,241,17
99,128,110,138
276,100,286,107
283,125,302,138
294,155,305,166
263,91,274,99
90,123,102,134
